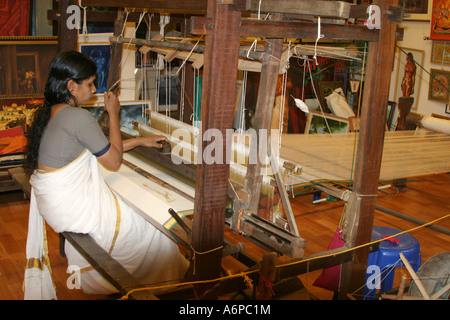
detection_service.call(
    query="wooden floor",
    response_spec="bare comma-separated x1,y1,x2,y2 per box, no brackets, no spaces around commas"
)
0,172,449,300
293,173,450,300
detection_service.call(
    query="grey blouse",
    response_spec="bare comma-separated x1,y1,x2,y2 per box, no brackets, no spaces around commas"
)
38,106,110,168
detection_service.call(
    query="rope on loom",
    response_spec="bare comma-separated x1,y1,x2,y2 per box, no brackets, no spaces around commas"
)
117,212,450,300
78,0,88,37
175,37,202,76
194,68,201,127
313,17,325,65
179,63,186,122
165,59,171,132
141,14,153,124
190,245,224,276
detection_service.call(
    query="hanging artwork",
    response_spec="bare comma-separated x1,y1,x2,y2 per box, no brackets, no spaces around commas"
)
0,37,58,97
399,0,431,21
430,0,450,40
431,41,450,65
78,33,112,95
428,68,450,102
0,0,30,36
399,0,429,14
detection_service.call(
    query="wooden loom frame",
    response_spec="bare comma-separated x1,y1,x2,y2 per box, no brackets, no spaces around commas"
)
49,0,402,300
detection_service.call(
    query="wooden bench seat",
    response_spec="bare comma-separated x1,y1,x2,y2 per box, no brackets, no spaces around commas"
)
1,166,24,194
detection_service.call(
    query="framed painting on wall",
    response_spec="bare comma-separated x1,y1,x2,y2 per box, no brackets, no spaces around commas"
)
431,41,450,65
78,33,112,95
0,36,58,97
0,0,30,36
401,0,431,21
393,47,424,110
78,31,136,102
430,0,450,40
0,96,43,131
428,68,450,102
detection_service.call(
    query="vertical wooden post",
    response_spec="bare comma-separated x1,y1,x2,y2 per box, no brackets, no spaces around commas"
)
245,13,284,221
339,0,398,299
58,0,77,52
108,10,126,93
190,1,241,298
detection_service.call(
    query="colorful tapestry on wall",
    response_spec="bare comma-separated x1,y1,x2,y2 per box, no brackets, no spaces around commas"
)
0,0,30,36
430,0,450,40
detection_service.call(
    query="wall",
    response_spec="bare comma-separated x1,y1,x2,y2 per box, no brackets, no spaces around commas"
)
389,16,450,117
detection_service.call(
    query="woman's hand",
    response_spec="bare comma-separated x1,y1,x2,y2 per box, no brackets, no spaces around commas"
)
103,91,121,116
139,135,168,148
123,135,169,152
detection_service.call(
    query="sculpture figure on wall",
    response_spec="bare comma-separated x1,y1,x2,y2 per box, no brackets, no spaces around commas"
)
401,52,417,97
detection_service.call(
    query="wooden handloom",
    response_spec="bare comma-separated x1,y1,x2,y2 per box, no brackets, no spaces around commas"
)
37,0,407,299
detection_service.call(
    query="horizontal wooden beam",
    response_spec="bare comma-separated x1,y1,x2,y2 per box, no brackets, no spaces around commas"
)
48,10,192,24
76,0,207,13
61,232,158,300
275,243,379,281
246,0,351,18
65,0,405,21
48,9,117,22
242,19,379,41
191,16,379,41
73,0,354,18
109,35,280,62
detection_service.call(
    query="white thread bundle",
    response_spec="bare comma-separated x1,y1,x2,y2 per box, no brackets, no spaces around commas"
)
280,130,450,182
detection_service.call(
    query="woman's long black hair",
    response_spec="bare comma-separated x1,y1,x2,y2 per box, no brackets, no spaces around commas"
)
23,51,97,175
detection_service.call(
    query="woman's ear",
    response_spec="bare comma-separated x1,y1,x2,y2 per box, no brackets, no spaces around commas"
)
67,79,76,93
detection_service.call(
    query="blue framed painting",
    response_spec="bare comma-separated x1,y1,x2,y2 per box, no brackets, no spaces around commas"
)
80,44,111,94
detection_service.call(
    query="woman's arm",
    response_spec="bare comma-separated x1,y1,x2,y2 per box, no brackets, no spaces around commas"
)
123,135,168,152
97,92,123,170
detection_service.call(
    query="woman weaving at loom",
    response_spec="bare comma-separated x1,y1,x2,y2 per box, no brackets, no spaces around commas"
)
23,51,189,299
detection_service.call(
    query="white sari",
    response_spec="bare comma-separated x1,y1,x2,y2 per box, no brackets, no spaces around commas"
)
24,150,189,299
